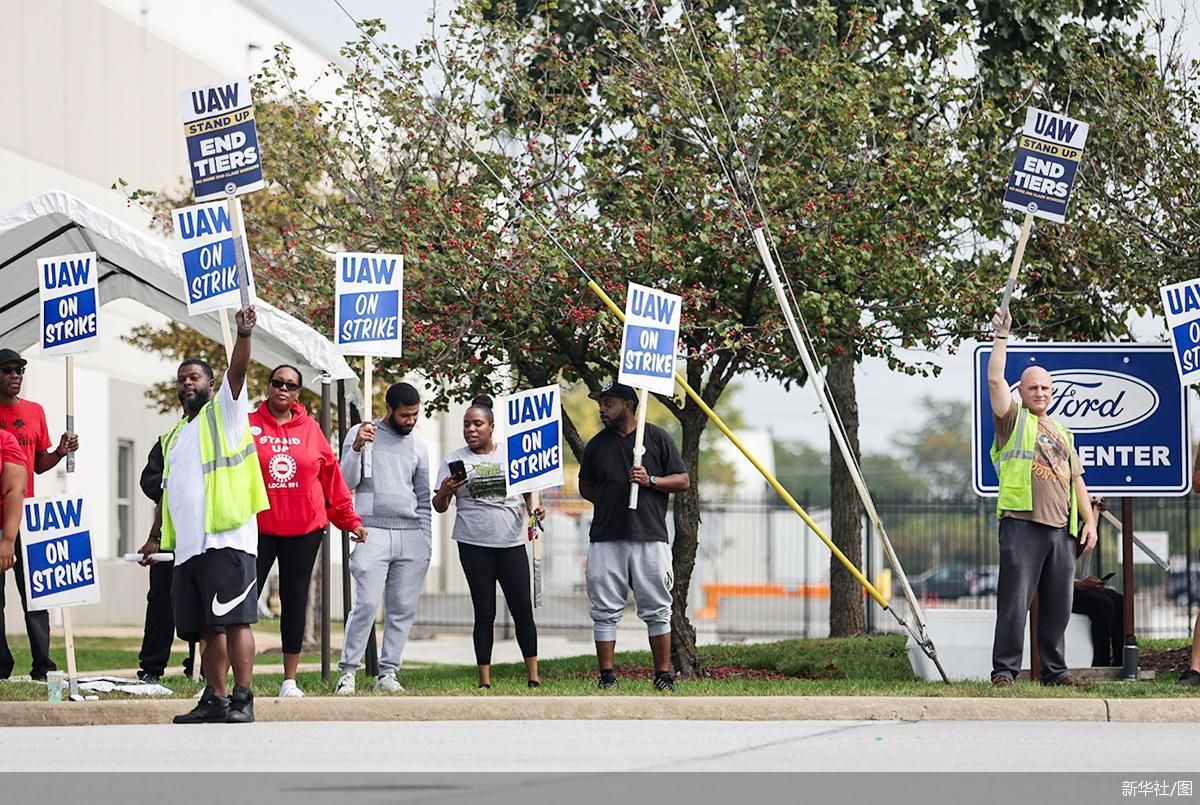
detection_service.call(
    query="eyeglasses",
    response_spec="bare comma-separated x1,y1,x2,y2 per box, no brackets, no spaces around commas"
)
0,365,24,376
269,379,302,392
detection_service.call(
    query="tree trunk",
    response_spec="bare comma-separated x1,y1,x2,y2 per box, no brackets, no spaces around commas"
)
827,356,865,637
670,408,705,678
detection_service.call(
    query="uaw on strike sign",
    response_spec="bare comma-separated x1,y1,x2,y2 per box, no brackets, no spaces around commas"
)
335,252,404,357
618,282,682,396
502,384,564,496
1160,277,1200,386
1002,108,1089,224
173,200,255,315
181,79,264,200
21,496,101,610
38,252,99,357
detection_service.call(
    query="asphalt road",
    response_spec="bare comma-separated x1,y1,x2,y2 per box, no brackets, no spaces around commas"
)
4,719,1194,773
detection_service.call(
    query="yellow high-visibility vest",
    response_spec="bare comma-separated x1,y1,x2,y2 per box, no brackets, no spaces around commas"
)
159,393,269,550
990,404,1079,537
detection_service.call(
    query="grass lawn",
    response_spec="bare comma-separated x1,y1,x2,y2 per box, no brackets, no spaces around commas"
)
0,635,1196,702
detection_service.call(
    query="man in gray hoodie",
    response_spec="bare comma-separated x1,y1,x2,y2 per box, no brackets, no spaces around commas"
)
336,382,431,693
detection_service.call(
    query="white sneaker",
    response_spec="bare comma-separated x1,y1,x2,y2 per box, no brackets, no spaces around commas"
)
279,679,304,698
335,671,356,696
375,673,405,693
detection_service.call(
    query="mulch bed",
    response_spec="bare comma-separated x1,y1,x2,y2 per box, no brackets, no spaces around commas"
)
1139,646,1194,676
580,665,791,682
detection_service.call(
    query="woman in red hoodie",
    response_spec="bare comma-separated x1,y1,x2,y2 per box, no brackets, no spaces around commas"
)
250,365,366,697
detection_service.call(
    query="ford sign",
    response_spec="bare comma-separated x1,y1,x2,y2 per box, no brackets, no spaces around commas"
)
1007,370,1160,433
975,344,1189,496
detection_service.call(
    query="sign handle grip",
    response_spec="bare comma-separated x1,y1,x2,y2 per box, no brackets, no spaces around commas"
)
629,388,649,510
363,355,374,479
64,356,75,473
228,197,252,311
62,607,79,698
999,212,1034,318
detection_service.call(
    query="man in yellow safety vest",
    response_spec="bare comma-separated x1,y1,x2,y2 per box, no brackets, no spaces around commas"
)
988,308,1097,687
138,305,268,723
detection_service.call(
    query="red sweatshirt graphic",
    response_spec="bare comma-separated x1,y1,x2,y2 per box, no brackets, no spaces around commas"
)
249,401,362,536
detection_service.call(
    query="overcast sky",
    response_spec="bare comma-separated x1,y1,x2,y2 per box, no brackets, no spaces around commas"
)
250,0,1191,453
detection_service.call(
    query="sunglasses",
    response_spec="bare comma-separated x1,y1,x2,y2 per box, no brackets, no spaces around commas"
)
0,365,24,376
269,378,302,392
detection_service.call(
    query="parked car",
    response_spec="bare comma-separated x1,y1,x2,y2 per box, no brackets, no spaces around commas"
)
1166,569,1200,607
968,565,1000,596
909,565,975,600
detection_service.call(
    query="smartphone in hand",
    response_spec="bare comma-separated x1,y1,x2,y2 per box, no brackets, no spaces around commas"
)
448,459,467,482
1101,571,1116,582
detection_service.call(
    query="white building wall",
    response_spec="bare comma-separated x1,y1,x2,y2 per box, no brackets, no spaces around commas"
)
0,0,355,631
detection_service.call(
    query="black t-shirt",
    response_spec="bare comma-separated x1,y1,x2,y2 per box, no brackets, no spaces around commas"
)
578,423,686,543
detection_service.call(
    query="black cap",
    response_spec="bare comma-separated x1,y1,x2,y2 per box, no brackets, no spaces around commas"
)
0,349,26,369
589,380,639,404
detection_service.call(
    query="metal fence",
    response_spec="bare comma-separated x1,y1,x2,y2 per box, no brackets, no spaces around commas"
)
411,494,1200,642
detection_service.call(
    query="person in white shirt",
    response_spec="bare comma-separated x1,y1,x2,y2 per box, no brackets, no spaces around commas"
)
138,306,269,723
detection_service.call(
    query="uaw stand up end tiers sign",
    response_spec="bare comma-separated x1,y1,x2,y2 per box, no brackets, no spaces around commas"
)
181,79,264,201
973,344,1190,496
1002,108,1089,224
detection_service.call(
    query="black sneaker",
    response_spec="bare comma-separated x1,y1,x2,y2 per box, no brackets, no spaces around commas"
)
137,670,161,684
173,689,230,724
1179,669,1200,687
226,685,255,723
653,671,676,693
598,671,618,690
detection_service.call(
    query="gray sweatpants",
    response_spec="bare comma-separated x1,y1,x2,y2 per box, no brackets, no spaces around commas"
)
991,517,1077,683
339,527,431,676
586,541,673,642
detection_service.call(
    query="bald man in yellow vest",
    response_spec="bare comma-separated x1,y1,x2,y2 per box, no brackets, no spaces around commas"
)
988,308,1097,687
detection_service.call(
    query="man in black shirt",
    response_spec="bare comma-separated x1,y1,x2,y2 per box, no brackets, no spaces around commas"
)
137,438,195,682
578,381,689,691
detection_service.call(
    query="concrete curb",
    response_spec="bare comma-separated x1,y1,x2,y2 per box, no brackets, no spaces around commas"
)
2,695,1196,727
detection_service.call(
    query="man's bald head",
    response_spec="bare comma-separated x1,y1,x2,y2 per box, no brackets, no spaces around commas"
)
1018,365,1053,415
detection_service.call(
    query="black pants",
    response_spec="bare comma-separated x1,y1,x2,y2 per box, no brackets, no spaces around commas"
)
1072,586,1125,667
457,541,537,665
0,535,57,679
257,531,323,656
138,560,196,678
992,518,1076,683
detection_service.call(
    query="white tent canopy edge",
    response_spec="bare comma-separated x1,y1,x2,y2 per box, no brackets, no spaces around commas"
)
0,191,361,407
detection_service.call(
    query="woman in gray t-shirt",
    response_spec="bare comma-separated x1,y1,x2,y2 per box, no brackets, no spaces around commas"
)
433,395,544,689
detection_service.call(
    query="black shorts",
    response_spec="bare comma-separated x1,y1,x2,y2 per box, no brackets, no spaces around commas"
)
173,548,258,641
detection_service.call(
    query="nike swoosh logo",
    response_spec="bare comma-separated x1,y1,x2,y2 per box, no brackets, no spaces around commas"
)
211,580,256,617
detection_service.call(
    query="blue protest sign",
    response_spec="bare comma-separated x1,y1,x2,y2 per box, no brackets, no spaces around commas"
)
1002,108,1089,224
1160,277,1200,386
181,78,264,201
502,384,564,495
618,282,682,396
173,200,256,315
334,252,404,357
973,344,1189,496
21,496,101,610
37,252,99,357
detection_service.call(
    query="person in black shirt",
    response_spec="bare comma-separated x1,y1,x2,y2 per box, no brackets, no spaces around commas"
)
578,381,689,692
136,437,196,682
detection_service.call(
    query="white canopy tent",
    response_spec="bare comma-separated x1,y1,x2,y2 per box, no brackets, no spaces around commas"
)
0,191,360,406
